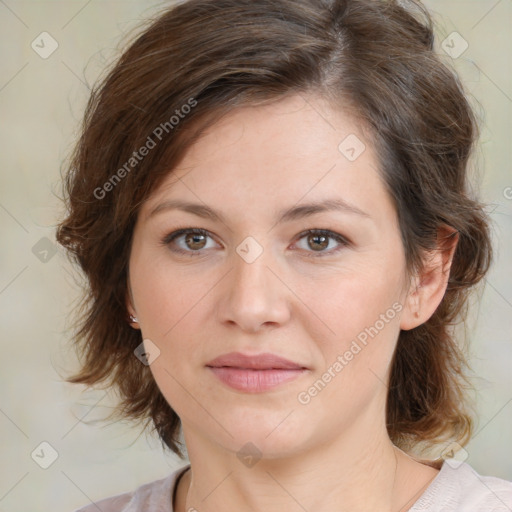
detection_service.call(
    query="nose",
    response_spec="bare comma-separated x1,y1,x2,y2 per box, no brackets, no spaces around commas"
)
216,244,292,333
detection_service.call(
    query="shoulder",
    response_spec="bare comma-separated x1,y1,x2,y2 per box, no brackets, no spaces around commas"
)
72,464,190,512
410,461,512,512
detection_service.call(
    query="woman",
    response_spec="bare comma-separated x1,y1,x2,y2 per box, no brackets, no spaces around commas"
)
57,0,512,510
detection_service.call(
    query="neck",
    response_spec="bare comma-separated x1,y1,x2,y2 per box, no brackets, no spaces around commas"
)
175,421,438,512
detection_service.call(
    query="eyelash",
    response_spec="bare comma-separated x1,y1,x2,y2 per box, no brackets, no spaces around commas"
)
160,227,350,258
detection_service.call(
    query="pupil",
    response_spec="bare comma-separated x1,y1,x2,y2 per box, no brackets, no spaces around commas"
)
186,233,206,250
309,234,328,251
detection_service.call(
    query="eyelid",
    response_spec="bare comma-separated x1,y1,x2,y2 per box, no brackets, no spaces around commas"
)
161,227,217,246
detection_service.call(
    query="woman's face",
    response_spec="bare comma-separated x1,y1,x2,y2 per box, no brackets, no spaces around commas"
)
128,94,413,458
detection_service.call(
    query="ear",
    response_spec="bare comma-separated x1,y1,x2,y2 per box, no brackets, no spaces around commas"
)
400,226,459,330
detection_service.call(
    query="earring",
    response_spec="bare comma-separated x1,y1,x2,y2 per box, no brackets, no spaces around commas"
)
129,314,139,324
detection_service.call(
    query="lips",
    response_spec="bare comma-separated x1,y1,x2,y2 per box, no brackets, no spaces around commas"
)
206,352,307,393
206,352,305,370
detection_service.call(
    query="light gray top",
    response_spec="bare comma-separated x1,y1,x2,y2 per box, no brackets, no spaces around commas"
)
74,461,512,511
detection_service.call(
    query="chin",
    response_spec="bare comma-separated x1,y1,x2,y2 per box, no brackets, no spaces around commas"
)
217,408,315,460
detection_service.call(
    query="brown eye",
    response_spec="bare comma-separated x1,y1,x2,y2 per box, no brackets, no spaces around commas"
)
185,232,207,250
294,229,349,257
162,228,218,255
307,233,329,251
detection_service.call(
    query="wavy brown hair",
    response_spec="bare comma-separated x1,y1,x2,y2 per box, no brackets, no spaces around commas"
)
56,0,492,458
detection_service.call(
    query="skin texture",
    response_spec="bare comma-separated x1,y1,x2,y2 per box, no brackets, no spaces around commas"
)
127,94,456,512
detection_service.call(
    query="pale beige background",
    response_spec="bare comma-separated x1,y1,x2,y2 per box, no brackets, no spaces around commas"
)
0,1,511,511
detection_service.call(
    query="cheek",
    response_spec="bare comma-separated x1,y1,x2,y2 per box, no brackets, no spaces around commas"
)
297,281,402,417
130,250,214,340
129,253,219,406
300,260,404,342
295,260,405,401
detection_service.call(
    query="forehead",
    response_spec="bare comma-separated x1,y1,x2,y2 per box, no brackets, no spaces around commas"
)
173,94,366,174
140,93,394,225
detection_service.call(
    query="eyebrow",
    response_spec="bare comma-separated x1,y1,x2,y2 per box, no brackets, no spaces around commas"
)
148,197,370,224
